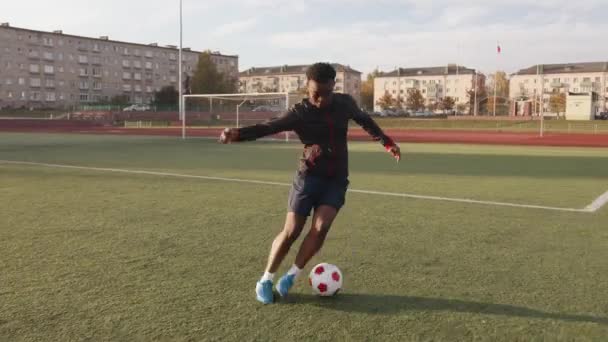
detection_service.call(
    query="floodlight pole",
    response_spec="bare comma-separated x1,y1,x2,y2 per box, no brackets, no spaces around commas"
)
179,0,185,140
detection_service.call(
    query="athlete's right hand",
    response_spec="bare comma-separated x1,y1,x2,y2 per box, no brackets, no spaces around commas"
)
219,128,239,144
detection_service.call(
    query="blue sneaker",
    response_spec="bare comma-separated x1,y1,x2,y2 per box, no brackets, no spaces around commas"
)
255,280,274,304
276,274,296,298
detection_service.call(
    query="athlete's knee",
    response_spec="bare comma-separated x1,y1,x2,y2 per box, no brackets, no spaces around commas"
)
282,214,306,243
311,221,331,239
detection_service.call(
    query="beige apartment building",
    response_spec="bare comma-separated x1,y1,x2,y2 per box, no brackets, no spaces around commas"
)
0,23,238,109
239,64,362,104
510,62,608,115
373,65,484,112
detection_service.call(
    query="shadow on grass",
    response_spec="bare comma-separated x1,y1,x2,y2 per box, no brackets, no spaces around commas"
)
281,293,607,325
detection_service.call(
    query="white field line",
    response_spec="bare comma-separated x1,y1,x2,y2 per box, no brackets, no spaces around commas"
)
584,190,608,213
0,160,604,214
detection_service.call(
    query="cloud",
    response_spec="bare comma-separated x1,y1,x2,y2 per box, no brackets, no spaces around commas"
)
213,18,258,36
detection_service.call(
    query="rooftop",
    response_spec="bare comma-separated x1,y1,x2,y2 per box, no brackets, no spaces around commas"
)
512,62,608,76
240,63,361,76
377,65,476,78
0,23,238,58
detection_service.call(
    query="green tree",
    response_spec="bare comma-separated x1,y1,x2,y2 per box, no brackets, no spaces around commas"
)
549,93,567,117
154,86,178,106
191,51,234,94
456,103,467,114
110,95,129,106
467,88,488,115
361,69,382,111
487,71,509,98
376,92,395,110
406,88,425,111
439,96,456,113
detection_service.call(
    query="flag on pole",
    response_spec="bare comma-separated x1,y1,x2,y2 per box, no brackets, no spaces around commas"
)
497,42,502,54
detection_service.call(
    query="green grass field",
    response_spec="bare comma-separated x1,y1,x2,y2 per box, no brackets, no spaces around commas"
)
1,133,608,341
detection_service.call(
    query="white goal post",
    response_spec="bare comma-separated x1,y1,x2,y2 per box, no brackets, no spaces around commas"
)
182,92,301,141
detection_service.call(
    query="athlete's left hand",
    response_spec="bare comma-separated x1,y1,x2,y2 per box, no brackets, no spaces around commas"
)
387,144,401,162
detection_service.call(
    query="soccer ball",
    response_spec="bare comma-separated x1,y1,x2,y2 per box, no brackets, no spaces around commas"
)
309,263,343,296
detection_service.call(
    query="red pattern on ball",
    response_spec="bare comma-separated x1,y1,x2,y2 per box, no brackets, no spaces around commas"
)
317,283,328,293
314,266,325,275
332,271,340,282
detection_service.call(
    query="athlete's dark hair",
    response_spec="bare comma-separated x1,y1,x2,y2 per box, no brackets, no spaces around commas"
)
306,63,336,83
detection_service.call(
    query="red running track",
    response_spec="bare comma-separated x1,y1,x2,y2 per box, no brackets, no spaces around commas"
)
2,120,608,147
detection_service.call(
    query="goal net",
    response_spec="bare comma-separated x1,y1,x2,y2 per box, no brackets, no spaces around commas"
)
182,92,303,141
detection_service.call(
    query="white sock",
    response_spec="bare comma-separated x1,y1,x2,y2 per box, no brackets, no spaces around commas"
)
287,265,302,279
260,272,274,282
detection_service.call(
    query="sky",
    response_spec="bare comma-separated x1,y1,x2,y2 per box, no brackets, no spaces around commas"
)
3,0,608,76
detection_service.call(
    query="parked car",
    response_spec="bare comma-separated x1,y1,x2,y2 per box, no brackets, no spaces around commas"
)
412,111,434,117
252,105,282,112
596,112,608,120
380,109,400,117
123,104,151,112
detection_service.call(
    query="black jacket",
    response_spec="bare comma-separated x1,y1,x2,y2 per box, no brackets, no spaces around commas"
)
236,93,395,178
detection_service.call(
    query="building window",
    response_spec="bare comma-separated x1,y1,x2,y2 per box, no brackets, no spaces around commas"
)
79,68,88,76
134,61,142,69
45,79,55,88
5,78,13,85
93,81,102,90
134,73,142,80
80,94,89,102
44,65,54,74
30,92,41,101
78,55,88,64
29,64,40,73
123,72,131,80
30,78,41,87
18,77,25,85
134,85,142,92
170,75,177,83
145,51,153,58
169,53,177,61
122,84,132,92
43,52,53,60
46,92,56,101
7,91,13,99
122,60,130,67
79,80,89,89
145,61,153,69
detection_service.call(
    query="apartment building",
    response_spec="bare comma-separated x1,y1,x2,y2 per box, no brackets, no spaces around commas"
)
239,64,362,104
510,62,608,115
373,64,484,112
0,23,238,109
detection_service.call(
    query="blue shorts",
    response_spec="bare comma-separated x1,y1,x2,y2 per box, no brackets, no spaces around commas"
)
287,172,349,217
